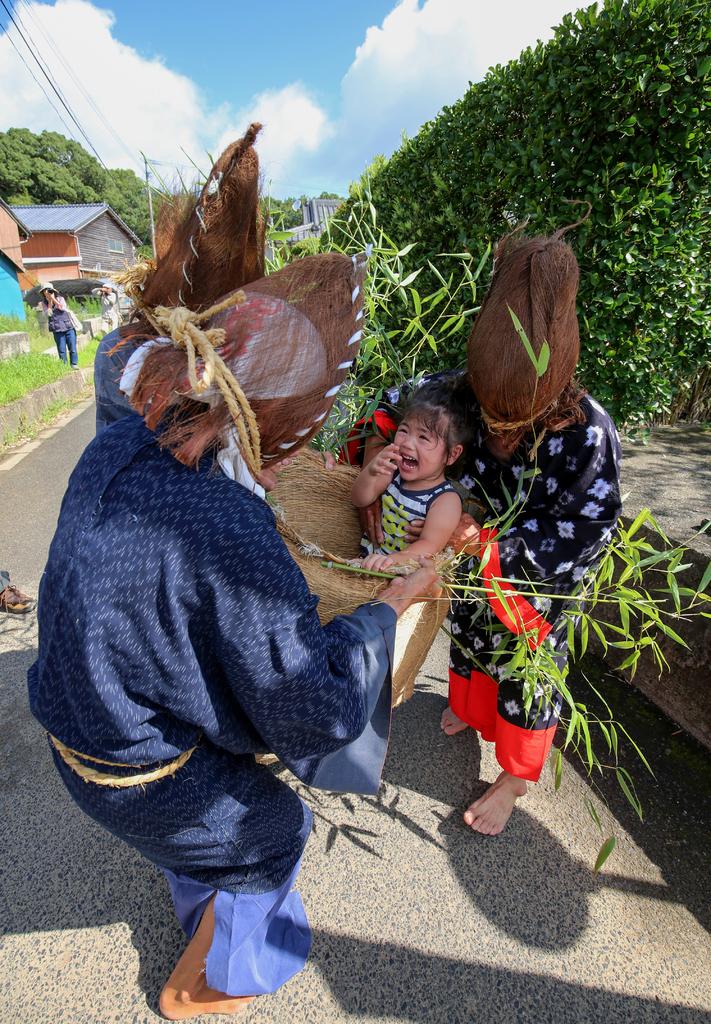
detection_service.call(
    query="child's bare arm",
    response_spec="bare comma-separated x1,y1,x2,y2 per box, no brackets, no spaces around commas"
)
351,443,401,508
376,491,463,567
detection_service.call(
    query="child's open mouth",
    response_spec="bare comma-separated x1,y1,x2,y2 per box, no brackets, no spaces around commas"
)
400,455,418,472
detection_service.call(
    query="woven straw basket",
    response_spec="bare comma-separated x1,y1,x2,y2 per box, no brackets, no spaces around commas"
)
271,450,449,707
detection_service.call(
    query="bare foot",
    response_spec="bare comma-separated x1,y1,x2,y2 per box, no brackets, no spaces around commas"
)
159,896,254,1019
463,771,527,835
440,705,469,736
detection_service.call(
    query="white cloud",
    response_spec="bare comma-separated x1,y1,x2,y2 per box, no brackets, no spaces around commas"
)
0,0,217,174
216,84,333,196
0,0,580,196
325,0,579,179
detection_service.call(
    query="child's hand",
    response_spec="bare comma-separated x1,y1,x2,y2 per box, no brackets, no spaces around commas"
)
367,443,400,480
362,552,395,572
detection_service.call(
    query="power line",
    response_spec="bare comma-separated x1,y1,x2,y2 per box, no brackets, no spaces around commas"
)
0,9,80,144
14,0,143,174
0,0,111,170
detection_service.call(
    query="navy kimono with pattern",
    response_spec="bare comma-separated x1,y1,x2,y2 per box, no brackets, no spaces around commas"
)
374,374,622,781
28,415,396,896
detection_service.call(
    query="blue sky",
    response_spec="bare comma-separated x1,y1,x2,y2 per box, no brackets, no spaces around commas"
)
0,0,580,197
105,0,396,117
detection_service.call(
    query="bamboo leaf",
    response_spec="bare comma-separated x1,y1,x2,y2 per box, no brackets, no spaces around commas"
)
656,620,689,648
537,340,551,376
507,305,539,369
585,798,603,831
553,748,563,791
626,509,650,539
398,268,422,289
580,616,589,658
698,560,711,595
590,618,608,653
594,835,617,873
616,768,643,820
610,723,619,760
579,715,594,770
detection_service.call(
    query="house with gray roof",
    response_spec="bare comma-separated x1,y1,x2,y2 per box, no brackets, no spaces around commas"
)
286,197,342,243
10,202,141,288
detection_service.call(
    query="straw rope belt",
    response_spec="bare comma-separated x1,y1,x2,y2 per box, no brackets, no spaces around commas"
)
49,733,199,788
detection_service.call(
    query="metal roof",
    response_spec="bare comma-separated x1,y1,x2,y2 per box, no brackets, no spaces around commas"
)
301,198,342,229
9,202,142,244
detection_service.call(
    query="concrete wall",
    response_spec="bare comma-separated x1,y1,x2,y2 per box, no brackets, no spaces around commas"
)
0,331,30,360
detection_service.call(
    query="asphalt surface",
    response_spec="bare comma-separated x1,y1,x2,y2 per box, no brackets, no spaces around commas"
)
1,404,710,1024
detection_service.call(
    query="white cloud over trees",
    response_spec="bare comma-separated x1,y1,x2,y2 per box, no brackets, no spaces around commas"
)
0,0,577,195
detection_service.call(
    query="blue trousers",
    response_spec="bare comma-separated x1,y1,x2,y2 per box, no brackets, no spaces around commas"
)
54,328,78,366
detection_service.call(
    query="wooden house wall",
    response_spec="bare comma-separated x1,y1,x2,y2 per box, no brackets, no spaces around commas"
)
21,231,78,260
77,212,136,273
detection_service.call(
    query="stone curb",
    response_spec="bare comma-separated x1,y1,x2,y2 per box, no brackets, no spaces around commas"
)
0,367,94,443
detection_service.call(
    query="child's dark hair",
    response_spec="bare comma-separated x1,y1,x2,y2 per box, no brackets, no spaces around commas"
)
401,374,473,461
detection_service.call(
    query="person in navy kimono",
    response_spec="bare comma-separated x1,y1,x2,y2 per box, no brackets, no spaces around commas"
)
355,229,622,838
29,227,437,1015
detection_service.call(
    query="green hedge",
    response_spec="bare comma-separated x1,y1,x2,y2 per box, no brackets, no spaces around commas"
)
333,0,710,426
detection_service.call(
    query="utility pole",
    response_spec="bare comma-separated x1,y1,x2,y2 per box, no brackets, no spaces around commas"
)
143,152,156,255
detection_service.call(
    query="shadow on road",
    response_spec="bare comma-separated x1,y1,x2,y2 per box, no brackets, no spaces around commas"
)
565,659,711,933
309,928,709,1024
1,649,708,1021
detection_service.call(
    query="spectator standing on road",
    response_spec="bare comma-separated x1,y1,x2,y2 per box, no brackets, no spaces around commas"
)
39,283,78,367
93,282,120,333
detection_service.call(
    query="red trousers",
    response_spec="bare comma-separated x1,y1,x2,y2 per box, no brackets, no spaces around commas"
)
449,669,558,783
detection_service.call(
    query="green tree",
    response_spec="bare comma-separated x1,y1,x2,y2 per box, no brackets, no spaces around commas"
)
332,0,711,426
0,127,149,242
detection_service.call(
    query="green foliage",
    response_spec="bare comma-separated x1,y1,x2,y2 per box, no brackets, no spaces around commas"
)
301,194,711,867
0,350,73,405
331,0,711,426
0,340,100,407
289,236,322,259
0,128,150,241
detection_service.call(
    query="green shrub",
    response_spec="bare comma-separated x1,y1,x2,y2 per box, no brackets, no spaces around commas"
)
289,236,322,259
332,0,710,426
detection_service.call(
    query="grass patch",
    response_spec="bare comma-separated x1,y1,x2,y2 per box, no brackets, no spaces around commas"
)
0,340,98,406
0,352,67,405
77,339,100,368
1,383,94,450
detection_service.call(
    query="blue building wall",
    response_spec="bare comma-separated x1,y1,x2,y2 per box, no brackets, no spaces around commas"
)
0,251,25,319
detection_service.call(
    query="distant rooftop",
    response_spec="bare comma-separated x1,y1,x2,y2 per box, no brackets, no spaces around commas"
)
9,202,141,243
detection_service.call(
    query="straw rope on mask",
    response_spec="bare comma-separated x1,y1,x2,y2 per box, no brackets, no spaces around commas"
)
117,251,369,479
113,127,368,477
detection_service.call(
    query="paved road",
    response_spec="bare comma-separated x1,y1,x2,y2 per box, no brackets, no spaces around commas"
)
1,405,710,1024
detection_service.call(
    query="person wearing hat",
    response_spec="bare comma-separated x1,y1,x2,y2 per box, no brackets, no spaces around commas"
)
359,228,622,836
28,128,438,1019
92,281,120,333
39,283,78,367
